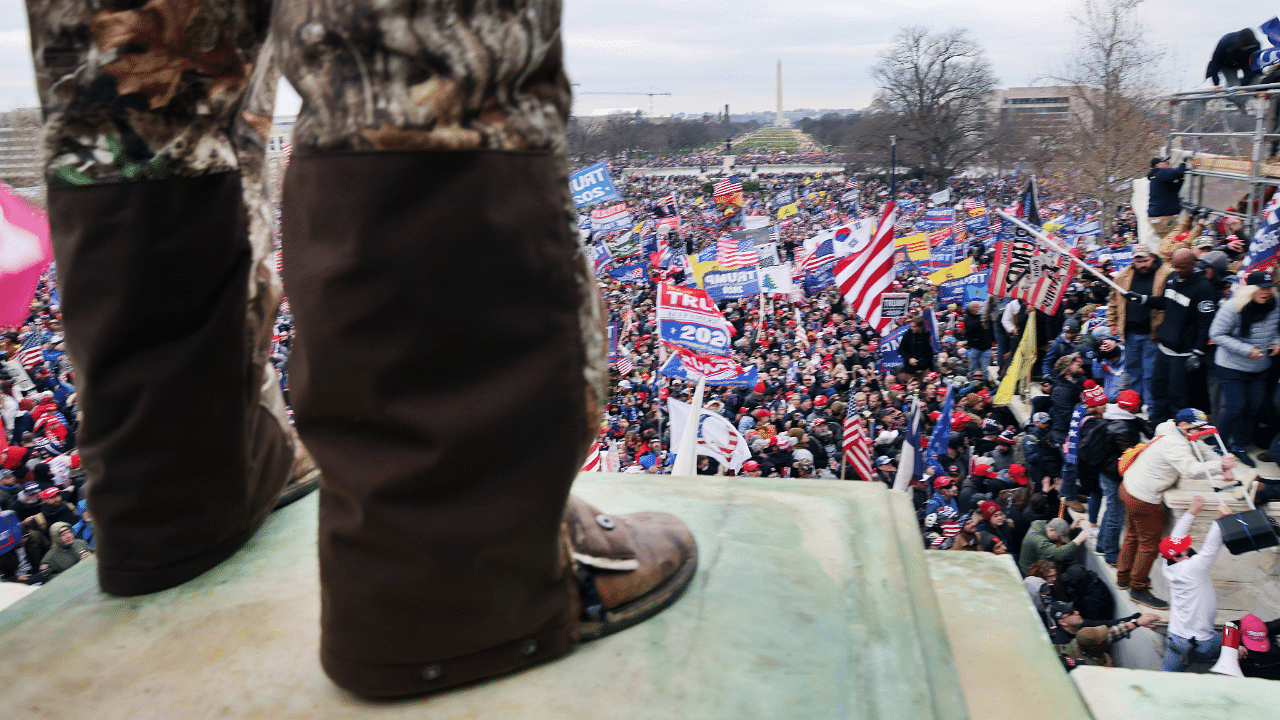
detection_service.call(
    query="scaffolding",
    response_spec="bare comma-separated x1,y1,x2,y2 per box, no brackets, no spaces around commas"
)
1165,82,1280,234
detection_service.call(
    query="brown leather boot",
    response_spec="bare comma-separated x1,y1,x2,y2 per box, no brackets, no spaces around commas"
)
565,496,698,642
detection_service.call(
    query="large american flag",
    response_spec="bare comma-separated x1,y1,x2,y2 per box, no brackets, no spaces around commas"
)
834,201,897,333
842,401,872,481
716,236,758,269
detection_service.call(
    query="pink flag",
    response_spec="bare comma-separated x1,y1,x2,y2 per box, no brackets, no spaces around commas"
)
0,184,53,328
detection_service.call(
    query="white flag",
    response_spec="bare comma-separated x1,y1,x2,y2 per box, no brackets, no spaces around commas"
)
929,188,951,205
667,398,752,471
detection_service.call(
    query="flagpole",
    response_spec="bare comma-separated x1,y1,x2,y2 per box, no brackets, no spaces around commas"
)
995,210,1127,296
671,375,706,476
889,135,897,202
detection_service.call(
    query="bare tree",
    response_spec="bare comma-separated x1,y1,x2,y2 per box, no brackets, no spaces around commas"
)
870,27,997,185
1051,0,1164,238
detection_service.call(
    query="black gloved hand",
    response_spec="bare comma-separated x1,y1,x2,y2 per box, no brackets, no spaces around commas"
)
1186,350,1203,372
1123,291,1148,305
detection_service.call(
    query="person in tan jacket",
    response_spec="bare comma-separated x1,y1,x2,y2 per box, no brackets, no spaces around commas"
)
1107,248,1172,412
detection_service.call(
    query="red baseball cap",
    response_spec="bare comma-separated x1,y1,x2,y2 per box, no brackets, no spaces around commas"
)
972,464,996,479
40,487,60,500
1008,464,1029,485
1242,614,1271,653
1158,535,1193,560
933,476,951,489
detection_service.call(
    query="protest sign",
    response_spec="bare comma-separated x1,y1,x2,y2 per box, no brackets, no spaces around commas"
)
880,293,910,319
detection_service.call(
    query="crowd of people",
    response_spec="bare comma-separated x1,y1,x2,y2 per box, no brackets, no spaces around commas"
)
3,137,1280,677
586,153,1280,675
574,149,842,170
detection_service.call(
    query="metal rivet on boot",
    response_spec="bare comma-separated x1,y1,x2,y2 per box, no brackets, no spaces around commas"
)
422,665,442,681
520,639,538,656
595,514,615,530
300,22,326,46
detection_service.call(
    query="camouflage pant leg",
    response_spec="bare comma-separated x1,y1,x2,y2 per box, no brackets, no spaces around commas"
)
25,0,299,594
271,0,607,698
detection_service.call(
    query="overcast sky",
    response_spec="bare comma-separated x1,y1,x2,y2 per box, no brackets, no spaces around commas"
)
0,1,1268,117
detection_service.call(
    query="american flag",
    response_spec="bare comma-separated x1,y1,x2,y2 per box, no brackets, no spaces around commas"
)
962,198,984,212
282,143,292,156
769,225,780,243
14,330,43,370
581,442,603,472
842,401,872,481
834,201,898,333
613,354,633,376
716,236,758,269
803,238,835,272
653,194,679,218
844,179,858,191
714,175,743,206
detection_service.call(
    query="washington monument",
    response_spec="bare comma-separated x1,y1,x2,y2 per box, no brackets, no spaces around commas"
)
775,59,783,127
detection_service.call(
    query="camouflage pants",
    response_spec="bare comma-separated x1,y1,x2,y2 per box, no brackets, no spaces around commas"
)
27,0,604,698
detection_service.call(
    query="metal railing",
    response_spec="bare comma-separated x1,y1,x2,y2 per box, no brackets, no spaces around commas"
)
1165,83,1280,233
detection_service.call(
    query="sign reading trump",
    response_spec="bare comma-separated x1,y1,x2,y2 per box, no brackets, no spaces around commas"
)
657,283,734,356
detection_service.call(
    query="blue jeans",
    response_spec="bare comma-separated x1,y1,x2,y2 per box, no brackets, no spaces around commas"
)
1097,474,1124,560
993,325,1010,372
1062,462,1078,501
968,348,992,376
1217,365,1267,452
1123,332,1157,409
1162,632,1222,672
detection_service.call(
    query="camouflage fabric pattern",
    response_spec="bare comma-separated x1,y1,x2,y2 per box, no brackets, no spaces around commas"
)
25,0,274,186
273,0,571,154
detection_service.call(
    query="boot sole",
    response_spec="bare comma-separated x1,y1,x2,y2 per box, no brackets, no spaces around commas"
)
579,542,699,642
274,467,321,510
1129,594,1167,610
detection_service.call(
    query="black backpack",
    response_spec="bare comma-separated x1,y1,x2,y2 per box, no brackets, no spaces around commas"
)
1075,417,1111,494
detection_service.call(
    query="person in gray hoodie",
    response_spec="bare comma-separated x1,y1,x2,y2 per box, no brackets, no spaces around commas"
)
1209,272,1280,467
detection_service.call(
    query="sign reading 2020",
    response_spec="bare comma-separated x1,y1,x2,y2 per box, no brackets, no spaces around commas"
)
570,161,624,207
656,283,734,356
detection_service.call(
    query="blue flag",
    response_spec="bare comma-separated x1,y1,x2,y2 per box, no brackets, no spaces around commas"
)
927,385,955,475
608,263,650,283
1064,404,1087,465
570,161,624,207
1243,193,1280,273
875,324,909,374
924,309,940,353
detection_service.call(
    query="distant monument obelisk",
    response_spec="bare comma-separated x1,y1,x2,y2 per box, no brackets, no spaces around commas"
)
775,60,783,127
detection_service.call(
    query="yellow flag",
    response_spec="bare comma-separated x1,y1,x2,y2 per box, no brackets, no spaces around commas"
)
927,258,973,285
894,232,930,260
777,202,799,219
994,317,1037,405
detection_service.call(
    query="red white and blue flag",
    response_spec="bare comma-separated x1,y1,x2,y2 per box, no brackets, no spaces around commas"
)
658,344,758,386
1243,193,1280,273
714,175,744,207
14,330,43,370
834,201,898,333
716,235,758,269
842,401,872,481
